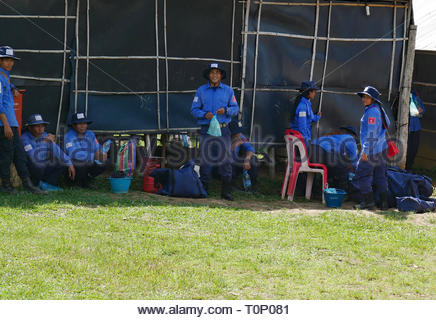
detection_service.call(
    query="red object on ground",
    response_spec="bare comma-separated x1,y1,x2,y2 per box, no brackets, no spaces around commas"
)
13,89,25,135
143,157,161,193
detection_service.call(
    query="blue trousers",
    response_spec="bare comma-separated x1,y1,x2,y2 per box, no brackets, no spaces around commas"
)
199,125,232,184
354,151,388,195
406,130,420,171
28,161,66,186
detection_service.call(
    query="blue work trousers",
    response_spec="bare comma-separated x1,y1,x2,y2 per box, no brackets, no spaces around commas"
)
355,151,388,195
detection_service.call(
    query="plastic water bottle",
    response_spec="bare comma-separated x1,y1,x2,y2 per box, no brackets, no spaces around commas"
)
95,139,112,165
242,170,251,191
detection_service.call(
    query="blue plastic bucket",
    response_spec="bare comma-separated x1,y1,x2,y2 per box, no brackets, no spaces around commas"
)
109,177,132,194
324,188,347,208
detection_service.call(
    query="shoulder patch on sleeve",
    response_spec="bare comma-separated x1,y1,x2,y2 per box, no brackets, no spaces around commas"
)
368,117,376,124
24,144,33,152
66,142,73,149
193,96,199,103
232,95,236,103
299,111,307,117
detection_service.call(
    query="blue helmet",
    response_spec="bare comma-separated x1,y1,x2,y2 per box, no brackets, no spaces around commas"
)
357,86,382,104
70,112,92,125
25,114,49,126
203,62,226,80
0,46,20,60
299,81,319,92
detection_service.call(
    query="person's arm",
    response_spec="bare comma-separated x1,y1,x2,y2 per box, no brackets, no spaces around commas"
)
295,104,310,141
225,89,239,117
191,88,212,120
415,95,426,115
361,108,380,159
0,84,13,140
345,138,358,171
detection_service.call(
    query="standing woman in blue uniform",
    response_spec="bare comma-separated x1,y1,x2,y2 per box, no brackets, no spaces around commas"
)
0,46,45,194
191,63,239,200
354,86,390,210
406,88,425,171
290,81,321,146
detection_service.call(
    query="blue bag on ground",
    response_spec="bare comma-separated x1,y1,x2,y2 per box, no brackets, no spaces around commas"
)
150,161,207,198
207,115,222,137
396,197,436,213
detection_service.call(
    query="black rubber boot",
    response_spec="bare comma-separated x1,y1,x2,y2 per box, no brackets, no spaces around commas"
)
23,177,48,195
1,180,17,194
221,179,234,201
379,192,389,210
354,192,376,210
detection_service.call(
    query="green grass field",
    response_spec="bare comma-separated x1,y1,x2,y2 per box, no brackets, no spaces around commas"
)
0,176,435,299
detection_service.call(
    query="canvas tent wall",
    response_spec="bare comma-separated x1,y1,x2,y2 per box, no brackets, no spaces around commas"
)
412,49,436,169
1,0,412,144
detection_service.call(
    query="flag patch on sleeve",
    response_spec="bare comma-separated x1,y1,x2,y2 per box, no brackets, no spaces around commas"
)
66,142,73,148
24,144,33,152
193,96,199,103
299,111,307,117
232,95,236,102
368,117,376,124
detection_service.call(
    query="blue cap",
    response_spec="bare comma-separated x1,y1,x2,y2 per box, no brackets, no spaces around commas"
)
228,120,244,135
70,112,92,125
0,46,20,60
357,86,382,104
299,81,319,92
203,62,226,80
339,125,358,137
25,114,49,126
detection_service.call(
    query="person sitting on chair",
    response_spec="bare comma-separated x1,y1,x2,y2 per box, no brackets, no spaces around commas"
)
21,114,75,191
64,112,109,189
228,120,258,191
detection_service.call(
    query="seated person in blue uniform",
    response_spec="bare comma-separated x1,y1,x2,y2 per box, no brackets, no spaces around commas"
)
228,120,258,190
290,81,322,146
64,112,109,189
352,86,390,210
191,63,239,200
309,126,358,191
21,114,76,191
406,88,425,171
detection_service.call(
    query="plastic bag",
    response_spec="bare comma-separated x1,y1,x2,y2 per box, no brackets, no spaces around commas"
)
410,93,420,117
207,115,222,137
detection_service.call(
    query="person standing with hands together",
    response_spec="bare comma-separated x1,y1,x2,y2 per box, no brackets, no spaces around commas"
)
191,63,239,200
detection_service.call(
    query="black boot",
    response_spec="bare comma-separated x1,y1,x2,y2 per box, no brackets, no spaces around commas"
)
379,192,389,210
23,177,48,195
221,179,234,201
1,180,17,194
354,193,376,210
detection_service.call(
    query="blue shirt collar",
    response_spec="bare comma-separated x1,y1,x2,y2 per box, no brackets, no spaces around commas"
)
0,66,10,76
207,82,223,89
301,96,311,105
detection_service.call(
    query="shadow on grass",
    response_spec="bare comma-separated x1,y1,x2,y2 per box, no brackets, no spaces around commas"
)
374,209,410,221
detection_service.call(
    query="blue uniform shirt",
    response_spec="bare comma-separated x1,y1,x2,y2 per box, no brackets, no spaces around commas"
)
290,97,321,144
0,66,19,127
64,129,101,162
410,92,425,132
360,103,390,155
312,134,358,170
21,131,72,167
191,82,239,125
232,133,255,162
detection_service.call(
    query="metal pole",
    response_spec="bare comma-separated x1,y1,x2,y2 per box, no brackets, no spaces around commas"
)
310,0,320,81
388,0,397,101
230,0,236,87
74,0,80,113
239,0,252,121
249,0,263,139
56,0,69,137
317,1,332,136
155,0,161,130
164,0,169,129
396,24,417,169
85,0,90,115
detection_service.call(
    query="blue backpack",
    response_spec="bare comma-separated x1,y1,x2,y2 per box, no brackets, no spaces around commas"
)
396,197,435,213
150,161,207,198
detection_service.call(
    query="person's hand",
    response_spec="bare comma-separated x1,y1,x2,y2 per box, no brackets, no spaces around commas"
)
205,112,214,120
4,125,13,140
43,134,56,143
243,159,251,171
13,89,20,98
68,165,76,180
216,108,225,115
318,112,322,117
361,153,369,162
418,107,424,114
